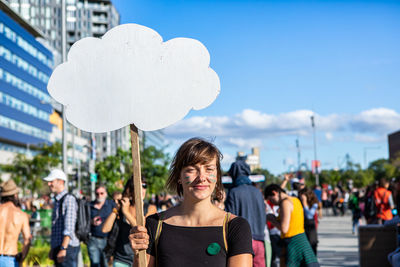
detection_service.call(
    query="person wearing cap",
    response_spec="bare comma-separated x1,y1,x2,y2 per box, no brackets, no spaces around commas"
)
0,179,31,266
44,169,80,267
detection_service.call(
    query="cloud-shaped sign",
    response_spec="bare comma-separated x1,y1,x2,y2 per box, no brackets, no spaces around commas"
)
48,24,220,132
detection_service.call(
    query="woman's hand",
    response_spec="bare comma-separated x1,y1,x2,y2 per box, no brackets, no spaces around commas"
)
129,226,150,254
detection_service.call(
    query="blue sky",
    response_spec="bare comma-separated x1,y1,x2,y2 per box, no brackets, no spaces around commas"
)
113,0,400,174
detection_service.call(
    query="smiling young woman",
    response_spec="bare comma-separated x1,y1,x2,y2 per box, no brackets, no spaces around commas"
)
129,138,253,267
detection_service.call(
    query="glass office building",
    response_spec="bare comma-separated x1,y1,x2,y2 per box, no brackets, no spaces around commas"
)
0,8,53,152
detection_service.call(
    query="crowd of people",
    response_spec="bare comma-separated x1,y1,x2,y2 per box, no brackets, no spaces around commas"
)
1,137,398,266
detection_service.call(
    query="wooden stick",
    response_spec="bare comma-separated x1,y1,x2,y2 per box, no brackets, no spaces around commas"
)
130,124,147,267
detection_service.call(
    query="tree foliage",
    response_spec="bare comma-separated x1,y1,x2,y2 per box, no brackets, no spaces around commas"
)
95,145,170,195
1,142,62,195
252,168,279,187
140,145,170,195
95,148,132,194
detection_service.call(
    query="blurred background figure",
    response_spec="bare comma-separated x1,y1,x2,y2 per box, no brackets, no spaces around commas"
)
348,190,362,235
299,188,319,255
87,185,115,267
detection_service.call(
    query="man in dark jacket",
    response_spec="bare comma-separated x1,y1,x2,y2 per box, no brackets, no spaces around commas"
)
225,158,266,267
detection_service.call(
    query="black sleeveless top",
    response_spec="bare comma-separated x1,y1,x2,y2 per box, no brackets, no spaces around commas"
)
146,213,253,267
114,203,150,265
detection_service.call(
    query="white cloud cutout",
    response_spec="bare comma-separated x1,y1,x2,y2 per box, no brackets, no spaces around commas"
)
48,24,220,132
165,108,400,148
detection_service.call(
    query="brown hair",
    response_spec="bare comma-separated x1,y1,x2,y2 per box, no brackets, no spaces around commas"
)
122,177,135,205
379,178,388,188
299,187,319,207
166,138,224,201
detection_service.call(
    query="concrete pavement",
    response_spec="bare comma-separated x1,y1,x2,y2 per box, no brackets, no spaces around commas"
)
317,214,359,267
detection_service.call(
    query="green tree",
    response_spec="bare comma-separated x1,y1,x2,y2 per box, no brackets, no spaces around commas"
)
252,168,278,188
95,145,170,195
368,158,399,181
1,142,62,195
95,148,132,194
140,145,170,195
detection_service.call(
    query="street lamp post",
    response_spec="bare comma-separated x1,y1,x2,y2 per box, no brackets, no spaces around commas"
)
61,0,68,186
310,115,319,186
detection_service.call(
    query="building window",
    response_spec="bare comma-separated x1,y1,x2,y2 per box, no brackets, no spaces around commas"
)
0,115,50,140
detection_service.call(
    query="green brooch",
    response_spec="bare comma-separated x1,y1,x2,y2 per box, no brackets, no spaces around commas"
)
207,242,221,256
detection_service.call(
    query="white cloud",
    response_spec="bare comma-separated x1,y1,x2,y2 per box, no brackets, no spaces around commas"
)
48,24,220,132
350,108,400,134
325,132,333,141
165,108,400,148
223,137,263,149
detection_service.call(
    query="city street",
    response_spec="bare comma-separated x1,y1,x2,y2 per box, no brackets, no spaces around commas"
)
318,214,359,267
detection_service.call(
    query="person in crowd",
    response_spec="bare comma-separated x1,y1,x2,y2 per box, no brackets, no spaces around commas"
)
44,169,80,267
281,174,305,197
393,178,400,211
0,180,31,266
141,180,158,218
331,187,341,216
158,193,176,211
374,178,395,224
87,185,116,267
265,196,281,267
225,157,266,267
313,186,323,219
102,177,156,267
30,205,41,238
340,190,350,216
265,184,319,267
298,188,319,255
213,190,226,210
363,183,378,224
348,190,362,235
129,138,253,267
112,191,122,205
321,188,328,215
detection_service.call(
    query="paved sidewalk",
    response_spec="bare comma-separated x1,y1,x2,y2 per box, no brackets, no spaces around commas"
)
317,214,359,267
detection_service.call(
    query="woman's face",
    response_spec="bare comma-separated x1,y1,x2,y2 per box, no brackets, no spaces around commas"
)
180,157,218,201
267,191,280,205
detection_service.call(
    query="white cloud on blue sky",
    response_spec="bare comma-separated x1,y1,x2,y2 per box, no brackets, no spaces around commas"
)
164,108,399,173
165,108,399,142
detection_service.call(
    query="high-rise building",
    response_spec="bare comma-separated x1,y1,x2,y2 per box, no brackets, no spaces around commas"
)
3,0,165,166
389,130,400,161
5,0,119,56
0,1,54,164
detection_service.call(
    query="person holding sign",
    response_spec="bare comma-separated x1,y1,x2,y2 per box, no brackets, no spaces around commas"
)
129,138,253,267
47,23,222,267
